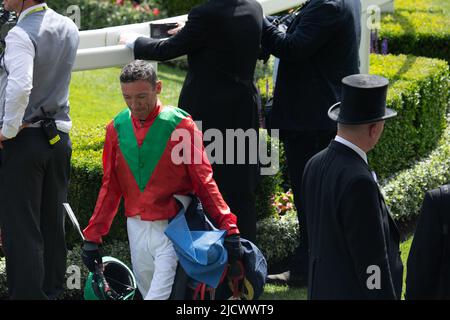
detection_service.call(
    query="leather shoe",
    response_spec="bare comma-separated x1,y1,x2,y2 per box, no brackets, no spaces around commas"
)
266,270,308,287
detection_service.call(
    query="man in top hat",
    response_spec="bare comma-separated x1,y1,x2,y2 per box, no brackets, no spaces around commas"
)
300,74,403,299
263,0,361,287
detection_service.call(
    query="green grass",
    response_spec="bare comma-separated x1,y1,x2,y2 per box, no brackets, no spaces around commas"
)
400,236,413,299
69,64,187,130
260,284,307,300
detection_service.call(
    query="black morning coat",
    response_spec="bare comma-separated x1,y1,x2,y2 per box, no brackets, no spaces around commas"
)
406,185,450,299
134,0,263,192
261,0,361,131
301,140,404,299
134,0,262,133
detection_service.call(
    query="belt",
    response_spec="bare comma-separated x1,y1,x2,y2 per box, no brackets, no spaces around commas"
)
26,120,43,128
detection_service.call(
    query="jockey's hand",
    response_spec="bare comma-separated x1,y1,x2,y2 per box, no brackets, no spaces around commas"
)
224,234,244,278
81,240,103,272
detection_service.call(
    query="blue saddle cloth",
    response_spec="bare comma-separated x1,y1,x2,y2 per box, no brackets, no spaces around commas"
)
165,196,228,288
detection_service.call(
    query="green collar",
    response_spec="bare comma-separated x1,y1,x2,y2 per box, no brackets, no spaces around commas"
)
113,107,189,192
20,4,48,21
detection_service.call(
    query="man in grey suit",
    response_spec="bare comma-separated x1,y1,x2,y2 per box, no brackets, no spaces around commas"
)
0,0,79,299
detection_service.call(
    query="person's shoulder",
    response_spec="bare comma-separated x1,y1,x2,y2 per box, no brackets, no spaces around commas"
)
189,0,212,17
48,7,79,31
173,108,196,128
159,106,193,127
105,120,116,132
343,168,377,193
5,24,28,41
424,185,450,205
305,0,342,15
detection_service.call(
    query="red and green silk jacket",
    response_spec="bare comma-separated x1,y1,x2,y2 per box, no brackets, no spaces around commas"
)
83,101,239,243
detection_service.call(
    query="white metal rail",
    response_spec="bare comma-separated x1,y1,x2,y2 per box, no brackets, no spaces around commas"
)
73,0,394,73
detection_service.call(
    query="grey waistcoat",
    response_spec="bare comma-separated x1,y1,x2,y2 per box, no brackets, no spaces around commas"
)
0,7,79,125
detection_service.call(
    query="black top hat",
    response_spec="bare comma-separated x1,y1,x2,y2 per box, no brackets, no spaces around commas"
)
328,74,397,124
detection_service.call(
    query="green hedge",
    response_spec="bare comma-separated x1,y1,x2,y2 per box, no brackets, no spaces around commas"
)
368,54,449,179
379,6,450,62
257,54,450,180
394,0,445,14
257,210,299,264
67,148,129,247
382,115,450,224
49,0,164,31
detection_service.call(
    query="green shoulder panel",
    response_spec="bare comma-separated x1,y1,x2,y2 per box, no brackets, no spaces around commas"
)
113,107,190,192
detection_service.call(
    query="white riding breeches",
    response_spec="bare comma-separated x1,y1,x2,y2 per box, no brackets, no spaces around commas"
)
126,217,178,300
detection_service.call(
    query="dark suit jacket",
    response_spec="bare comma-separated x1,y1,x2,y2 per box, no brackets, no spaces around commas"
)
262,0,361,131
406,186,450,299
134,0,263,133
301,140,403,299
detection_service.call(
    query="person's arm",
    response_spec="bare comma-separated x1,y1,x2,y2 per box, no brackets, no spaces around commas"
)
339,175,398,299
134,6,207,61
83,123,123,244
261,2,341,62
1,27,34,139
173,119,239,236
406,191,443,299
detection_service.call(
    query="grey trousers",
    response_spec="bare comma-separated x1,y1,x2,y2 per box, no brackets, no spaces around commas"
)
0,128,71,299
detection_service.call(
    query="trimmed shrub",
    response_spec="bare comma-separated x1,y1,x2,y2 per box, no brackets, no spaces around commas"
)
255,132,285,221
256,54,450,180
67,148,128,248
379,9,450,62
256,209,299,264
369,54,449,179
394,0,444,14
382,115,450,224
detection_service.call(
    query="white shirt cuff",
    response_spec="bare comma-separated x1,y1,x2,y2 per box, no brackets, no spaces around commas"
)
2,123,19,139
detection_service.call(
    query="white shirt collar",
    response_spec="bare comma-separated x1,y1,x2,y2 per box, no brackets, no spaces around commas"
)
334,135,368,164
18,3,47,23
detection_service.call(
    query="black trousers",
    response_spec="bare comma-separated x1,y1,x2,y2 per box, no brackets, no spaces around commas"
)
211,162,258,244
0,128,72,299
281,129,336,277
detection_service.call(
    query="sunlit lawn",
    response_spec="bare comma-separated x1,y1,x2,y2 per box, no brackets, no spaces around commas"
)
69,64,186,130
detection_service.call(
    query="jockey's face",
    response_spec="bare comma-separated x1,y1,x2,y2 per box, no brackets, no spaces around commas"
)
121,79,162,121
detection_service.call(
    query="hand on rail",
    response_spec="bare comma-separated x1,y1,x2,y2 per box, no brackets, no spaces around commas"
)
119,32,146,50
167,21,186,35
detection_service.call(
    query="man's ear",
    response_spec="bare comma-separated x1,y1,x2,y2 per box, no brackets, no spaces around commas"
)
155,80,162,94
368,123,379,138
369,122,384,139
